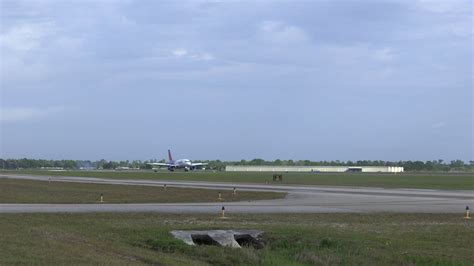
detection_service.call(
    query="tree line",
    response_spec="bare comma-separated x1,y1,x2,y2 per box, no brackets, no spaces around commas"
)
0,158,472,172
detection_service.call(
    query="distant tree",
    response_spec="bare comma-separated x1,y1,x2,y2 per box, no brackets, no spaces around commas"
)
63,160,77,169
96,159,107,169
424,161,434,171
1,158,472,172
450,160,465,170
250,159,265,165
102,161,117,169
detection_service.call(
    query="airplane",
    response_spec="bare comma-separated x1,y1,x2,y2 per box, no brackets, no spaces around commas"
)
147,149,207,172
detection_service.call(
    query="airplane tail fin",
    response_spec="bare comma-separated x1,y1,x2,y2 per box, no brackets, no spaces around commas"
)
168,149,173,162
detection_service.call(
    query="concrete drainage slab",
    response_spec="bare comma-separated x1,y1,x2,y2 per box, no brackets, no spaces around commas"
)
171,230,264,248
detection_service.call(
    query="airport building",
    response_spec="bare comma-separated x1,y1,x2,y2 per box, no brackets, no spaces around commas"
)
225,166,404,173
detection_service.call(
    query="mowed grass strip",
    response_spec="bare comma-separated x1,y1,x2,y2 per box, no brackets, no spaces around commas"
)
0,178,285,204
0,213,472,265
2,170,473,189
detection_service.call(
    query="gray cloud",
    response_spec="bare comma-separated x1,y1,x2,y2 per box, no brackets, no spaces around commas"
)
0,0,471,160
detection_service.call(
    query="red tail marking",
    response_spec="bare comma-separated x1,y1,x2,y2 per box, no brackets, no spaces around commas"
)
168,149,173,162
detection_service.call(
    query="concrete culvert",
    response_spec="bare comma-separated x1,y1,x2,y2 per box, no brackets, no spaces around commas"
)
191,234,220,246
171,230,264,248
234,234,264,249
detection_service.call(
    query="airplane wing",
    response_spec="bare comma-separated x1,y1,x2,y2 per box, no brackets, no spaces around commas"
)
147,163,171,166
191,162,208,166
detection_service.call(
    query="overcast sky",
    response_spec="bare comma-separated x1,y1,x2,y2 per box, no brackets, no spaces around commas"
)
0,0,472,161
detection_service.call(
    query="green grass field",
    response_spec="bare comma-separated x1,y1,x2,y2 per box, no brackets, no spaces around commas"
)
0,178,284,204
2,169,473,189
0,213,472,265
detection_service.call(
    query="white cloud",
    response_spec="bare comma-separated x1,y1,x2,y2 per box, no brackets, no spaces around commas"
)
172,49,214,61
372,48,396,62
431,122,446,129
172,48,188,57
315,44,397,65
191,53,214,61
439,22,472,38
54,36,84,51
0,22,55,52
415,0,468,13
0,106,66,122
259,20,309,44
0,20,90,91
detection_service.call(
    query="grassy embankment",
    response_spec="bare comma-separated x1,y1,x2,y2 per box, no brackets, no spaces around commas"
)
2,169,473,189
0,213,472,265
0,178,284,204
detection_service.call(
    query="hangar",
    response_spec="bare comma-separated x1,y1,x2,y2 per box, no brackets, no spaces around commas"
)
225,166,404,173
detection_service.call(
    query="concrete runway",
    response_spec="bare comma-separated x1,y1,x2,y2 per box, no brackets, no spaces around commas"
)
0,174,473,214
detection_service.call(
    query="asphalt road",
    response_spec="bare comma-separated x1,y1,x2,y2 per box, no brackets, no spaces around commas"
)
0,174,473,214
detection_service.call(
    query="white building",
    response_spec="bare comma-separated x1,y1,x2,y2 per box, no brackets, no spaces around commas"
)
225,165,404,173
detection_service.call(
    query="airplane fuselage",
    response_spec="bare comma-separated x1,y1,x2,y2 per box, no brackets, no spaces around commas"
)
169,159,194,171
148,150,207,171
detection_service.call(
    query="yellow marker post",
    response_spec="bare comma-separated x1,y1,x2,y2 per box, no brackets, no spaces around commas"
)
465,206,471,219
221,206,225,218
233,187,236,196
218,192,222,200
100,193,104,203
163,184,167,191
